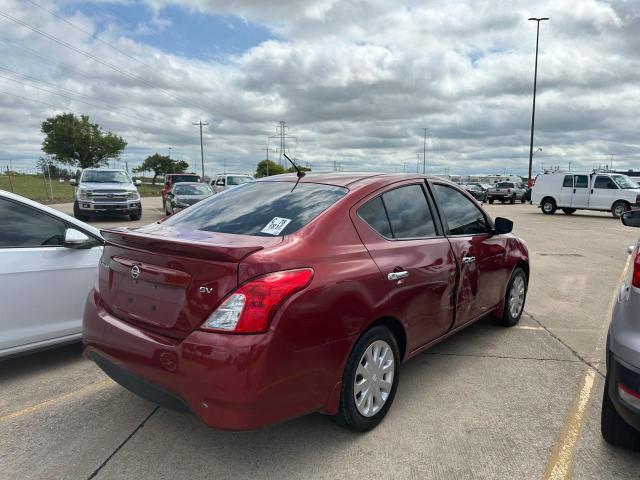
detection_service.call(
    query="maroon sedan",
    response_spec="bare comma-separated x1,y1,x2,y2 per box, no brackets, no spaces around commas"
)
83,173,529,431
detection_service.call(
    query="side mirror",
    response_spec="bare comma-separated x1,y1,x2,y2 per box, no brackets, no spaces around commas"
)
134,179,142,186
494,217,513,235
167,192,174,198
64,228,92,248
621,210,640,228
69,178,77,186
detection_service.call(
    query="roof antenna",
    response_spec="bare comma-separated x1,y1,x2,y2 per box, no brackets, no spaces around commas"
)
283,153,305,192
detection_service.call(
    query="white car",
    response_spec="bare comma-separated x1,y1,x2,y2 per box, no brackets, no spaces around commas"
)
531,171,640,218
209,173,254,194
0,190,103,358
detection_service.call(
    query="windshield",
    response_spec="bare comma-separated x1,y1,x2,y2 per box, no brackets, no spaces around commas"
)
164,181,348,236
81,170,131,183
611,175,640,189
174,184,212,195
169,175,200,184
227,175,253,186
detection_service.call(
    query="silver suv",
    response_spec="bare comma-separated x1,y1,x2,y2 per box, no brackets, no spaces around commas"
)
71,169,142,221
602,209,640,449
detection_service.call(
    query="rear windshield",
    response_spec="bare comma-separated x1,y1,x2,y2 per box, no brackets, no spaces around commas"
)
497,182,515,188
164,181,348,236
169,175,200,184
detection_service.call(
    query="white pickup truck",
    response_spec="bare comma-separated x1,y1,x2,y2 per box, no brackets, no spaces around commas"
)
71,168,142,221
531,171,640,218
486,182,527,204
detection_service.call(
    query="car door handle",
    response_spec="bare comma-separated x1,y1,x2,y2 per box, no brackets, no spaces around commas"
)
462,256,476,265
388,271,410,281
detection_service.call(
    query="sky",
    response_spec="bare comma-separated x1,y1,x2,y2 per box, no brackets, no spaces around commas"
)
0,0,638,177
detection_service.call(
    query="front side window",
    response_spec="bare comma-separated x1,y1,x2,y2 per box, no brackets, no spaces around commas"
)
574,175,589,189
164,181,347,237
594,176,617,189
216,177,226,186
433,184,489,236
562,175,573,188
0,198,66,248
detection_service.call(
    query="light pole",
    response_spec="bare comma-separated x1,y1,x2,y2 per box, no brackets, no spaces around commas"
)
527,17,549,188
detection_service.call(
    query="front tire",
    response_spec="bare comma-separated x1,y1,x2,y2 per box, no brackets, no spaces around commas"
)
494,268,527,327
541,197,557,215
612,201,630,219
601,380,640,449
510,195,515,204
129,208,142,221
73,201,90,221
333,326,400,432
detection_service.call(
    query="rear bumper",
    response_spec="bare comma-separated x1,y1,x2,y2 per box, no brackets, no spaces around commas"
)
82,290,345,430
607,352,640,432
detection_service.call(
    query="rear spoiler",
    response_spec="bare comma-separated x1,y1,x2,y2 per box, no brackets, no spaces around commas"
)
101,226,270,263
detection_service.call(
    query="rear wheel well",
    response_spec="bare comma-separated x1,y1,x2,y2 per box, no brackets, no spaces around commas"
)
368,317,407,361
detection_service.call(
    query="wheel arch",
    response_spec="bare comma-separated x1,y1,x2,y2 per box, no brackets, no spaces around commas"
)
366,316,407,362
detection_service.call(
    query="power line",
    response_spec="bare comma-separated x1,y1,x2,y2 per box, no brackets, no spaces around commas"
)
269,121,296,167
0,9,211,115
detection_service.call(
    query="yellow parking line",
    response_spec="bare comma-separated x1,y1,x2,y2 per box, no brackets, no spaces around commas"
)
541,255,632,480
512,325,545,331
0,379,113,424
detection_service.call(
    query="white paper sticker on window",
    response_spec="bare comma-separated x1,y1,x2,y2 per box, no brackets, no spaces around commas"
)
261,217,292,235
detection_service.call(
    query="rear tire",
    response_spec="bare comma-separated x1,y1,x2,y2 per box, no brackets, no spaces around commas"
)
332,326,400,432
73,201,90,221
562,208,576,215
521,196,527,204
488,198,494,204
601,380,640,449
541,197,557,215
510,196,515,204
612,201,630,219
494,268,527,327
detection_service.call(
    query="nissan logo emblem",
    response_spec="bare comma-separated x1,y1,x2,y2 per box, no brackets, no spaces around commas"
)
131,265,140,280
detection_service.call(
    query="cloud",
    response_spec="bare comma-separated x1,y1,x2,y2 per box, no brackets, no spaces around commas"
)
0,0,638,177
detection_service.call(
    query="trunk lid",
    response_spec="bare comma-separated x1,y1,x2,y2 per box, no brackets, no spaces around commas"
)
98,224,281,339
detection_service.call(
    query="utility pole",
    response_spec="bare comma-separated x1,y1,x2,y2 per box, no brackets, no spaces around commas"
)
610,153,615,170
192,120,209,179
269,121,297,167
422,128,429,174
527,17,549,188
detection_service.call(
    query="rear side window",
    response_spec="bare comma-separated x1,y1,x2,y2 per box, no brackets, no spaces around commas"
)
0,198,67,248
358,197,392,238
562,175,573,187
433,184,489,236
165,182,347,236
357,184,437,239
574,175,589,188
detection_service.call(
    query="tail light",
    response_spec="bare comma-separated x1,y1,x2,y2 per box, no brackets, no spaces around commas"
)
633,250,640,288
202,269,314,333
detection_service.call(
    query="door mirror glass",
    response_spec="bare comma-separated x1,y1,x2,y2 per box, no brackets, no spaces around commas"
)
69,178,77,186
134,179,142,186
64,228,92,248
494,217,513,235
621,210,640,228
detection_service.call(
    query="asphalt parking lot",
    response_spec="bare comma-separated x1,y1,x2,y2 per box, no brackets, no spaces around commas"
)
2,199,640,479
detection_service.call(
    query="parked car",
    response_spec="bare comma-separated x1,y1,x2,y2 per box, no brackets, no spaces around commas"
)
210,173,254,194
161,173,201,207
71,168,142,221
602,209,640,449
83,173,529,431
531,171,640,218
164,182,213,215
0,190,103,359
486,182,527,204
461,184,487,202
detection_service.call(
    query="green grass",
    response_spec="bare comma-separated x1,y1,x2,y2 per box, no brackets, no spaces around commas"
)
0,174,162,203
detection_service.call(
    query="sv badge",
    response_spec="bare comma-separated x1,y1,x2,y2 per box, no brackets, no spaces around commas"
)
199,286,213,294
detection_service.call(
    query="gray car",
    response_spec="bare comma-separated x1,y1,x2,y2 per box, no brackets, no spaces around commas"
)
164,182,213,215
602,209,640,449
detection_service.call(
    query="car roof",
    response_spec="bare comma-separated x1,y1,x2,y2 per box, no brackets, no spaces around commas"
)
254,172,444,188
0,189,102,238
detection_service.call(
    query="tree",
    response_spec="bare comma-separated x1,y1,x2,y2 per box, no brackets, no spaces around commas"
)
286,165,311,174
41,113,127,169
133,153,189,184
256,159,286,178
